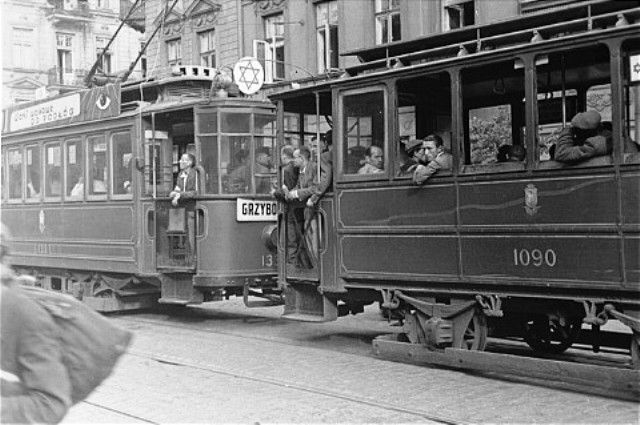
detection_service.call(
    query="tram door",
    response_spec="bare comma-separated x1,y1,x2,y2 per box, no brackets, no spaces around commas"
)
144,116,197,271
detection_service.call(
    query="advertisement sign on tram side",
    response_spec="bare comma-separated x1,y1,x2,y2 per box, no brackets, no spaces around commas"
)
4,84,121,133
236,198,277,222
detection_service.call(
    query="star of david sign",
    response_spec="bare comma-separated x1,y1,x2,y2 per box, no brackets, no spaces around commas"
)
233,57,265,95
631,54,640,83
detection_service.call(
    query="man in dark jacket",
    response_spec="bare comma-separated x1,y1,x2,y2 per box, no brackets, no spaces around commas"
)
554,111,612,163
1,224,72,424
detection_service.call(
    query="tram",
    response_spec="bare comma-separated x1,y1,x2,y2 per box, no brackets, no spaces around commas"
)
1,67,280,311
271,0,640,365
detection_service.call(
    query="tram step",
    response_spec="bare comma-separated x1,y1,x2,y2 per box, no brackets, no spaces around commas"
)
281,312,333,322
373,334,640,402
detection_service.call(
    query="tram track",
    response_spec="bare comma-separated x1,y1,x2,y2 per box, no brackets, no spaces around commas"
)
113,312,639,409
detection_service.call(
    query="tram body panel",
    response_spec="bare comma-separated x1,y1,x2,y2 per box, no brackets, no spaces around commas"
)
195,199,276,284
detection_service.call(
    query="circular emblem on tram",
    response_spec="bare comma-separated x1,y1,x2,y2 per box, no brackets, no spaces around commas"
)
233,57,264,95
524,184,540,216
96,93,111,110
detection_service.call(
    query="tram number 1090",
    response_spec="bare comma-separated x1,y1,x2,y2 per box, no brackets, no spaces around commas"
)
513,248,557,267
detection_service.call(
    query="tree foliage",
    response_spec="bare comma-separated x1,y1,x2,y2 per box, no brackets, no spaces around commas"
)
469,106,512,164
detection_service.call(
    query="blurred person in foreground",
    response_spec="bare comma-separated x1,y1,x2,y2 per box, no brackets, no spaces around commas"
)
1,223,72,424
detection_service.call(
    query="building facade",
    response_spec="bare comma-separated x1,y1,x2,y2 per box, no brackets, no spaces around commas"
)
1,0,145,107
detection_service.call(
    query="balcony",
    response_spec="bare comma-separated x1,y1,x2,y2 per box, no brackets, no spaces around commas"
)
47,67,88,89
46,0,93,24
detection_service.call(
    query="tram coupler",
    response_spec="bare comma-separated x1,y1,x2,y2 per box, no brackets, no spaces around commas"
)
242,279,283,308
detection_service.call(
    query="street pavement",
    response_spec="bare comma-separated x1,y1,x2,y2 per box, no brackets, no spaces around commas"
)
61,300,639,424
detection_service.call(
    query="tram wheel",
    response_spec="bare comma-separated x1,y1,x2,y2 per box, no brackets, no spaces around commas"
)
523,313,581,354
460,311,488,351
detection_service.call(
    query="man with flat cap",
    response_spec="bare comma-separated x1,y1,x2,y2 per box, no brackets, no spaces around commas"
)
398,138,426,176
554,110,612,163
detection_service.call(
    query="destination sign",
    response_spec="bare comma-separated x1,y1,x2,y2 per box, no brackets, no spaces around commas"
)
236,198,277,222
10,93,80,132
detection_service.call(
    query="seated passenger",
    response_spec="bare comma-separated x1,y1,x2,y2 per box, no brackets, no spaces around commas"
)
255,147,274,194
228,150,250,192
70,176,84,199
357,146,384,175
413,134,452,185
554,111,612,163
398,139,425,176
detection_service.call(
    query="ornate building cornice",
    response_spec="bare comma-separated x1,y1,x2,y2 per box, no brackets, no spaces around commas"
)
254,0,286,15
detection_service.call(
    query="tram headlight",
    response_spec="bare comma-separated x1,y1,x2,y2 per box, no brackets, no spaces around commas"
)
261,224,278,252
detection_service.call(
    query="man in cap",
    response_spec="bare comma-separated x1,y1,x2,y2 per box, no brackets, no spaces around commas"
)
399,138,426,176
1,223,72,423
554,110,612,163
413,134,453,185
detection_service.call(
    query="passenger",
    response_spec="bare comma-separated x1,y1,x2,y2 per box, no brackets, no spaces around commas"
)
228,149,250,192
255,147,274,194
554,111,612,163
399,139,426,176
509,145,526,161
272,145,298,202
169,153,198,207
307,129,333,208
286,146,315,202
357,145,384,174
1,224,72,424
70,176,84,199
413,134,452,185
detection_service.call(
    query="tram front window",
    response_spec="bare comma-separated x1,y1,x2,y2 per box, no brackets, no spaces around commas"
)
221,136,250,193
341,89,386,175
255,113,277,194
462,59,525,169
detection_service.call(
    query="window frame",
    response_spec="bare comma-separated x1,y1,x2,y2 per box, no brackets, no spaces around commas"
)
375,0,401,45
110,130,134,200
316,0,339,73
43,141,63,202
166,37,182,67
6,146,24,203
337,84,389,182
86,134,109,201
64,138,84,202
198,28,217,68
25,143,42,203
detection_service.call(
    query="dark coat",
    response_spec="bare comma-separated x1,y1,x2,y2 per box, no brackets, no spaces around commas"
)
554,127,612,163
282,162,299,190
1,282,72,423
176,167,198,198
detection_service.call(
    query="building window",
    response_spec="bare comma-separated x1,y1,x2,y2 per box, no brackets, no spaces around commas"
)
56,33,73,84
96,37,112,75
265,14,285,81
316,1,339,73
12,28,34,69
375,0,400,45
166,38,182,67
97,0,109,8
140,42,147,78
198,29,216,68
443,0,475,31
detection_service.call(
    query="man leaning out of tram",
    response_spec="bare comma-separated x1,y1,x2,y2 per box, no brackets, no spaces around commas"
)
399,138,426,176
413,134,452,185
554,111,612,163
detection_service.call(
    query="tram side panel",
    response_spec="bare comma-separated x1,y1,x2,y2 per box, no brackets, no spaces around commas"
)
194,199,277,290
621,168,640,288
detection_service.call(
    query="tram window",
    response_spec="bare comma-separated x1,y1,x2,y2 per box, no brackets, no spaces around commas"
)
26,145,41,200
255,114,277,194
7,148,23,200
44,143,62,198
199,136,218,194
112,132,133,196
535,45,612,168
88,136,108,196
220,112,250,133
462,59,525,172
284,113,301,147
395,72,451,177
221,136,250,193
623,39,640,163
341,89,386,176
197,112,217,134
65,139,84,201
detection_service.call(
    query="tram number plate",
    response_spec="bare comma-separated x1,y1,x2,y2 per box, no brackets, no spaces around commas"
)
35,243,50,255
236,198,277,222
513,248,556,267
262,254,275,267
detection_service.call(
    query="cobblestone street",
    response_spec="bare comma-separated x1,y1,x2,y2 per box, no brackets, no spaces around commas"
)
61,302,639,424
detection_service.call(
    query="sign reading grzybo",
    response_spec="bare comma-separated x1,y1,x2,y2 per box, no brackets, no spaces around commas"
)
236,198,277,222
